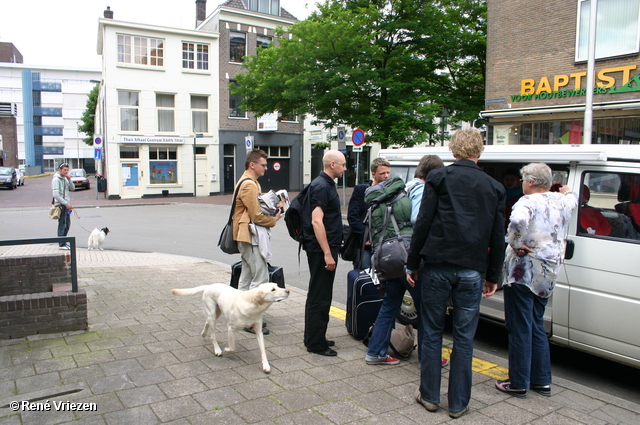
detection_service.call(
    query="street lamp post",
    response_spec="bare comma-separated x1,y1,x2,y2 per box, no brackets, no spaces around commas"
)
437,107,449,147
76,121,80,168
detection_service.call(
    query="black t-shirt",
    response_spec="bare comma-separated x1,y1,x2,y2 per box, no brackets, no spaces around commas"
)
302,172,343,253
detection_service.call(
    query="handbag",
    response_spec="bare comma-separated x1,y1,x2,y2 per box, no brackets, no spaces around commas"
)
339,226,361,262
362,323,416,359
49,198,62,220
218,178,251,254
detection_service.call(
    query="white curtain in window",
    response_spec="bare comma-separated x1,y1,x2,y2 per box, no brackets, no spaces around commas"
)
158,110,175,132
577,0,640,60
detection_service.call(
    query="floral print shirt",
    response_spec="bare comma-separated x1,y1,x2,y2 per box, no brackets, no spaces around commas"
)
503,191,578,298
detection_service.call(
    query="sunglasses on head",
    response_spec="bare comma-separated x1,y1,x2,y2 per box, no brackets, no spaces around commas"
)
59,163,69,169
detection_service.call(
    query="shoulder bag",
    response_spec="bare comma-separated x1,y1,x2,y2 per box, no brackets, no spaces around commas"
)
49,197,62,220
218,178,251,254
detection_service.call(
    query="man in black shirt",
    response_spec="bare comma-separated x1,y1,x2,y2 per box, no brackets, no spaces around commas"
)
302,149,347,356
406,128,505,419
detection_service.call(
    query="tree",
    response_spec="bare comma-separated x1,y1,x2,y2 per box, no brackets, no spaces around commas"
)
234,0,486,148
78,84,99,146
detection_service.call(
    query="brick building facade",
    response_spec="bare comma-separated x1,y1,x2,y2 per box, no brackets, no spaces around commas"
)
482,0,640,145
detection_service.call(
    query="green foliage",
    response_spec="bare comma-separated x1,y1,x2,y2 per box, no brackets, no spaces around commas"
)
233,0,487,148
78,84,99,146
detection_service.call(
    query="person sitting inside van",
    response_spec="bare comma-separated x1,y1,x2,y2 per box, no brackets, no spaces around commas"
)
578,185,611,237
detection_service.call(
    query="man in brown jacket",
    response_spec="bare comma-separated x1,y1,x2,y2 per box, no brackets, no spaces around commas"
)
233,150,282,333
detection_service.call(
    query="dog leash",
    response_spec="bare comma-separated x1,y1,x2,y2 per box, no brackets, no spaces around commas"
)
71,209,94,234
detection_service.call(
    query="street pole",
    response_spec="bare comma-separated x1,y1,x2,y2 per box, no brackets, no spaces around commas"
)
583,0,598,145
76,121,80,168
193,132,197,198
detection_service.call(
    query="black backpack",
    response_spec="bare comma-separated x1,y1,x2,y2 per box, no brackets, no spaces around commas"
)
284,184,310,243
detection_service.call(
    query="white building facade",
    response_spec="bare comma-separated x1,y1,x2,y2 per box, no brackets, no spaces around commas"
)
96,18,220,199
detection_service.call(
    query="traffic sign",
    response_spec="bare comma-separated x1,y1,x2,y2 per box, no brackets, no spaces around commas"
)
94,149,102,160
94,135,102,145
353,145,363,152
273,162,281,171
352,128,365,146
337,126,346,150
245,136,254,152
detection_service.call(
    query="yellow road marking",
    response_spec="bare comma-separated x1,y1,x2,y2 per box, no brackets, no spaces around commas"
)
331,306,508,380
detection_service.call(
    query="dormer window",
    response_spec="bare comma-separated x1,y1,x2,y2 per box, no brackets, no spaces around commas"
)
247,0,280,16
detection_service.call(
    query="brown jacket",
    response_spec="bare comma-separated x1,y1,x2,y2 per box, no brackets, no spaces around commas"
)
232,171,278,243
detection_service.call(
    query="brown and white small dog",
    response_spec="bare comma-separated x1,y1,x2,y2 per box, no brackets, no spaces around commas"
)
171,283,290,373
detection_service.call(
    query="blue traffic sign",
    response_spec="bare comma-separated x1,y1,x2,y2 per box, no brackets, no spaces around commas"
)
352,128,366,146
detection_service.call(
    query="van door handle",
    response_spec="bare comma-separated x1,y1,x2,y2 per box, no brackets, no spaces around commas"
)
565,239,575,260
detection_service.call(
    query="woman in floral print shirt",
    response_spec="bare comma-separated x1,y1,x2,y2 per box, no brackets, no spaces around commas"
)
496,163,578,399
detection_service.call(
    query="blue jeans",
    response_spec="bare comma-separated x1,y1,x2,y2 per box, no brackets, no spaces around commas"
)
57,209,71,246
365,276,422,361
418,263,483,414
504,283,551,389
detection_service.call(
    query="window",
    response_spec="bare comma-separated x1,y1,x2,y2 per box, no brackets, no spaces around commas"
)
118,35,164,66
248,0,280,15
191,95,209,133
576,0,640,61
149,146,178,184
281,111,297,122
156,94,175,132
230,32,246,62
182,42,209,70
579,171,640,240
118,91,139,131
120,146,139,158
229,82,246,118
257,35,272,52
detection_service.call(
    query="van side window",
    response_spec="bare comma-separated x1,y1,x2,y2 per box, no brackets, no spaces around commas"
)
578,172,640,241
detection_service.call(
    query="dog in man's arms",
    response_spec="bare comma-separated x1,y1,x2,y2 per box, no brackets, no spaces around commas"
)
171,282,290,373
88,227,110,251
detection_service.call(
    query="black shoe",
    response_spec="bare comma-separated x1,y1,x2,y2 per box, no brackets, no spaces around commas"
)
530,384,551,397
307,348,337,356
244,327,270,335
262,321,267,328
326,340,335,347
495,380,527,398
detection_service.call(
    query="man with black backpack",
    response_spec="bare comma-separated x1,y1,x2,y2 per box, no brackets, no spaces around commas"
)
300,150,346,356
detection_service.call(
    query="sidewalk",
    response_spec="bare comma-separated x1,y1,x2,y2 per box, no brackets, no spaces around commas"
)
1,246,639,424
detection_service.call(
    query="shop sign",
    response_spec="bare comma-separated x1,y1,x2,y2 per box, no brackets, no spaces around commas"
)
510,65,640,102
121,136,185,144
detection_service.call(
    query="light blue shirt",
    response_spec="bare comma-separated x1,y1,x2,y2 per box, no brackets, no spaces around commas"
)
405,178,424,226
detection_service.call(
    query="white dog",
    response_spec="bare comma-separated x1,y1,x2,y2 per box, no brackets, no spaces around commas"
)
171,282,290,373
87,227,110,250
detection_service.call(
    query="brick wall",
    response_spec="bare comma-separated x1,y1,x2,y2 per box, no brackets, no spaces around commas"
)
485,0,640,110
0,254,71,296
0,253,87,339
0,115,18,168
0,290,88,339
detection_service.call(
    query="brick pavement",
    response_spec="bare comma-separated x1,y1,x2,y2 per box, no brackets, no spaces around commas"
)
1,247,639,424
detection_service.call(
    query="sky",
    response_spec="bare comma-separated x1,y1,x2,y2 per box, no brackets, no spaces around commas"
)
0,0,319,69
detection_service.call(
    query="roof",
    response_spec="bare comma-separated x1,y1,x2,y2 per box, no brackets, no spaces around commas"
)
220,0,298,20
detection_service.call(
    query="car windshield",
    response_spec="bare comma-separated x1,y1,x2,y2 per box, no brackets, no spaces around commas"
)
0,169,12,176
70,170,86,177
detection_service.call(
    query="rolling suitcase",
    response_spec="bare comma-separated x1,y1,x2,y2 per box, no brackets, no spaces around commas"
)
230,261,285,289
346,269,383,340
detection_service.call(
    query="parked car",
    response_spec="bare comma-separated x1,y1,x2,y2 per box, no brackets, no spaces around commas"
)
0,167,18,190
15,168,25,186
69,168,90,190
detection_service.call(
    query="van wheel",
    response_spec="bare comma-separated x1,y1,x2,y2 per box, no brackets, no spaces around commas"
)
397,291,419,327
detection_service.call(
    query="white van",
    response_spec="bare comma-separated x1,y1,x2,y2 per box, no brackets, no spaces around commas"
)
378,144,640,369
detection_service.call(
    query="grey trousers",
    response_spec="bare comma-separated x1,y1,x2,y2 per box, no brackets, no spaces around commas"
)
237,241,269,291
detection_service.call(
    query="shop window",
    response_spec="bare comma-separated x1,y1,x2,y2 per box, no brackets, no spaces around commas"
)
120,146,139,159
149,146,178,184
256,145,290,158
576,0,640,61
191,95,208,133
118,91,139,131
156,93,175,132
579,171,640,240
230,32,246,63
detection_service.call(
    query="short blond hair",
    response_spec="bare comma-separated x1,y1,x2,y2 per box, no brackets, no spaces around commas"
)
448,128,484,159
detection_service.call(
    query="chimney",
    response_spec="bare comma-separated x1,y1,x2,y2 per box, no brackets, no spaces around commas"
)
103,6,113,19
196,0,206,27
